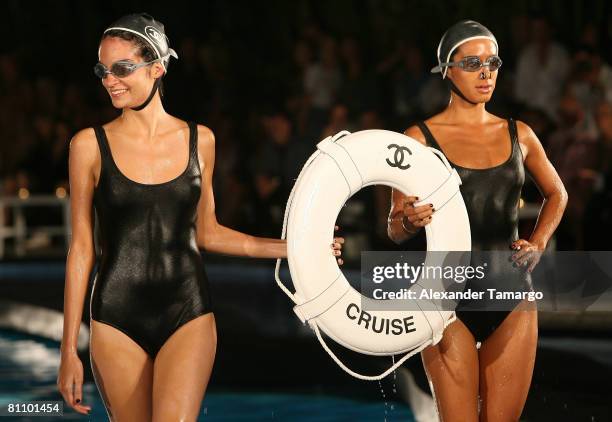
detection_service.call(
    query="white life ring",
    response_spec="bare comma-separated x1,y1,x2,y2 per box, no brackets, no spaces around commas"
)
275,130,471,380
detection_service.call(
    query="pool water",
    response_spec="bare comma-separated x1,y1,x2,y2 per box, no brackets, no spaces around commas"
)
0,330,414,421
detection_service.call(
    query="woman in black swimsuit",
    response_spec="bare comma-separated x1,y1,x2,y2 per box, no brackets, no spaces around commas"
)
387,21,567,421
56,14,343,420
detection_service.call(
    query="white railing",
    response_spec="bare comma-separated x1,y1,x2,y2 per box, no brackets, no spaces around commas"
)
0,193,543,259
0,194,71,258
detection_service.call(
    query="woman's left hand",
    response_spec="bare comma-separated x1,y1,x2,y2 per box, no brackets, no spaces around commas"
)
510,239,544,273
332,225,345,266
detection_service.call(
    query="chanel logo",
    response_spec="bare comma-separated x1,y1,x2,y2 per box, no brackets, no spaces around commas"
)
145,26,167,49
386,144,412,170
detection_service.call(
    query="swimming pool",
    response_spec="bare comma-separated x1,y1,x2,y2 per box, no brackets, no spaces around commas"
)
0,329,414,421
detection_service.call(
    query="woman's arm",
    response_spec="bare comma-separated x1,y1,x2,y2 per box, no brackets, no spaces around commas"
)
195,125,342,259
515,121,568,252
387,126,435,244
388,188,421,244
61,129,98,355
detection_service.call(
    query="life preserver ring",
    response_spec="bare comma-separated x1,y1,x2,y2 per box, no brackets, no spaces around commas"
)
275,130,471,380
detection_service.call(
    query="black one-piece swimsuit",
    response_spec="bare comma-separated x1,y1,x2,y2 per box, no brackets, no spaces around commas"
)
417,118,533,343
90,121,212,358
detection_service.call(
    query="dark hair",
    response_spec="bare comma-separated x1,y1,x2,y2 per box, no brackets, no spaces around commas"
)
101,30,165,97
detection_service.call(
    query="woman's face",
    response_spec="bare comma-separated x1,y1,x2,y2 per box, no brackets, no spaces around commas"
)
97,37,163,109
446,39,498,104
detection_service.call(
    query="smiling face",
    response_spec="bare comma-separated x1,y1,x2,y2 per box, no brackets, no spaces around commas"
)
97,36,164,109
446,39,499,104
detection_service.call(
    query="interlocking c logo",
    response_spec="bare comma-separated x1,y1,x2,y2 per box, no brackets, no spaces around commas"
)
386,144,412,170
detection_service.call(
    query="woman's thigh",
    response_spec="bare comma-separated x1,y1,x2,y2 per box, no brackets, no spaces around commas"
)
152,313,217,422
421,318,480,422
478,299,538,422
89,320,154,422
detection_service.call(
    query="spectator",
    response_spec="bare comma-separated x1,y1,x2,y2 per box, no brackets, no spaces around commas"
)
303,36,343,140
568,46,612,111
211,117,247,229
304,36,342,111
338,37,380,116
514,16,570,121
584,101,612,249
321,103,352,138
379,43,429,121
250,110,309,236
287,39,314,139
18,115,58,194
546,92,599,249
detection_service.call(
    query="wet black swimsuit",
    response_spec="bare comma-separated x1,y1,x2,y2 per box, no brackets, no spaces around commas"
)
417,118,533,342
91,121,212,358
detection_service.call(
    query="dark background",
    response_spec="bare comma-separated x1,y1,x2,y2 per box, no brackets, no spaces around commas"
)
1,2,612,421
2,0,611,254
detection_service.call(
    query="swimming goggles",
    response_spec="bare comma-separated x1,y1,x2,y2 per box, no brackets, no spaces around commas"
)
438,55,503,72
93,55,167,79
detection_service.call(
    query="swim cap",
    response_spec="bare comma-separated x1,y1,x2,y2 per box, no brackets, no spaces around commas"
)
103,12,178,72
431,20,498,79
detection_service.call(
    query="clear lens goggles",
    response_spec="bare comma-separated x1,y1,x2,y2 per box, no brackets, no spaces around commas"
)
441,55,503,72
94,56,167,79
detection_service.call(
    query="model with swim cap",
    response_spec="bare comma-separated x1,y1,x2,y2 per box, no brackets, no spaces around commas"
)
387,20,567,421
56,13,343,420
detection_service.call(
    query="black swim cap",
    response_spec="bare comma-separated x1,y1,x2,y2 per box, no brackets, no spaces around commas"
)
103,12,178,72
431,20,498,79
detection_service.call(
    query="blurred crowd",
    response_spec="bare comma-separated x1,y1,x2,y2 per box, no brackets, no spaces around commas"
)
1,7,612,254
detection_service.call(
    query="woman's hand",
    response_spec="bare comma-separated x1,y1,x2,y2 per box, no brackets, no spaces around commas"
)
332,225,345,265
511,239,545,273
402,196,435,233
57,352,91,415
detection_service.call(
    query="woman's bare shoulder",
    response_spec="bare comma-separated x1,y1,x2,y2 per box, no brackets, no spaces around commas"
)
71,127,96,143
195,123,214,141
70,127,98,159
194,123,215,157
192,123,215,174
405,111,451,145
514,119,538,141
403,125,426,145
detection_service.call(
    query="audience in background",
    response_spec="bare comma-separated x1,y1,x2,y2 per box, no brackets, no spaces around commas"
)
514,16,570,122
1,11,611,255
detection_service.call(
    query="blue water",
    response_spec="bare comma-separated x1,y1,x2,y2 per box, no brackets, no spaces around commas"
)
0,330,414,421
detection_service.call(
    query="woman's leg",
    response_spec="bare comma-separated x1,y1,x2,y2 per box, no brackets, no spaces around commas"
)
89,320,154,421
478,299,538,422
152,313,217,422
421,318,480,422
